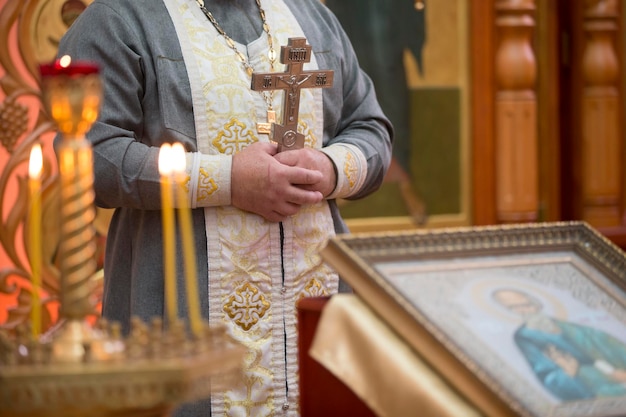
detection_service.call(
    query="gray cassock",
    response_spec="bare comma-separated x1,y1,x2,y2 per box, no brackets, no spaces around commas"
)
326,0,425,172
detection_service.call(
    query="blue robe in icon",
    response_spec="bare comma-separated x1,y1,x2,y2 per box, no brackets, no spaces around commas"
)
514,317,626,401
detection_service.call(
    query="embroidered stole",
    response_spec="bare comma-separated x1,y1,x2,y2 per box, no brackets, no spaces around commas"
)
164,1,338,415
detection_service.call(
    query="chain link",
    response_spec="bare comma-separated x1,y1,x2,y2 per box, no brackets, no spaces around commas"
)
195,0,276,110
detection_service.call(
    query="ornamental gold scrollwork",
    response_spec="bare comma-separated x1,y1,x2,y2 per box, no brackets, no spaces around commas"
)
0,0,105,332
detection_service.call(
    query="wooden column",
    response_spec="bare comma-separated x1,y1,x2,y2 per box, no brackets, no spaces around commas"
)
494,0,538,223
580,0,623,227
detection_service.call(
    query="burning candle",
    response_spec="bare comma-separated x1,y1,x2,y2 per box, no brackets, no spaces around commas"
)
28,143,43,338
158,144,177,325
171,143,202,337
39,55,100,137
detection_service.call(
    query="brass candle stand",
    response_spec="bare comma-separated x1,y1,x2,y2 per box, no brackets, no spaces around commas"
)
0,319,245,417
0,58,245,417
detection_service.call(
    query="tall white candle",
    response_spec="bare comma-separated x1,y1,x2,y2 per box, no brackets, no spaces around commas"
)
28,143,43,338
158,144,177,324
171,143,202,337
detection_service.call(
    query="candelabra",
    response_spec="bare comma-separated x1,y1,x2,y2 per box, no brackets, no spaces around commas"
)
0,58,245,417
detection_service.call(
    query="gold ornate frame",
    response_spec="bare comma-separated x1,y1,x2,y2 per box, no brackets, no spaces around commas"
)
320,221,626,417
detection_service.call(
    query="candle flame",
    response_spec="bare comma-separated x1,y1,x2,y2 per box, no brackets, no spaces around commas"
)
59,55,72,68
29,144,43,180
158,143,173,175
171,142,187,175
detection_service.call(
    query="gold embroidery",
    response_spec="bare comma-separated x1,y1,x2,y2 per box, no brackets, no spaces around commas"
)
303,277,327,298
175,174,191,194
224,375,274,415
213,118,258,154
294,267,331,303
197,167,218,202
220,210,267,245
224,282,270,331
246,347,273,378
343,152,357,188
176,1,336,413
223,253,271,287
299,119,317,149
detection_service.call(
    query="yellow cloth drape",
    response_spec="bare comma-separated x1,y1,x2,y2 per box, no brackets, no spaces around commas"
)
309,294,484,417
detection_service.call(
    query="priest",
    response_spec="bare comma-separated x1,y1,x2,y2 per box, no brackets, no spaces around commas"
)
55,0,392,416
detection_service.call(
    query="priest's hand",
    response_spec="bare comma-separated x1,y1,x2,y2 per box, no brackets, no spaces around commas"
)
274,148,337,198
231,142,324,222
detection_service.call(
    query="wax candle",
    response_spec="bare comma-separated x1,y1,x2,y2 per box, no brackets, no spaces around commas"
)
158,144,177,324
28,143,43,338
171,143,202,337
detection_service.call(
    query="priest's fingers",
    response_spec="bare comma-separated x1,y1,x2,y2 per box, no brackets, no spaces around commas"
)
275,148,336,196
247,140,279,156
238,189,319,222
274,148,326,172
279,184,323,206
238,181,322,222
232,148,322,221
281,164,324,187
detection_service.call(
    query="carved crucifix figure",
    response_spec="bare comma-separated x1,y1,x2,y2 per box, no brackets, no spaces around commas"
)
251,37,334,152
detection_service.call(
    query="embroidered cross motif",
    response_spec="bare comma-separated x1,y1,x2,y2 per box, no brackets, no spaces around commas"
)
251,37,334,152
224,282,270,331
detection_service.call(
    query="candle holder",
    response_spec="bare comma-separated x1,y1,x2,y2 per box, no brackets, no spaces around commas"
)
0,58,245,417
40,57,101,363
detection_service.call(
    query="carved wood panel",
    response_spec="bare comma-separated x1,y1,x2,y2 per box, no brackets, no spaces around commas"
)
494,0,538,222
471,0,625,248
580,0,623,226
560,0,625,245
0,0,102,332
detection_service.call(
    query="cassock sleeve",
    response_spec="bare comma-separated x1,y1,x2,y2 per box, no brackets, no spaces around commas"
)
56,2,235,210
287,0,394,202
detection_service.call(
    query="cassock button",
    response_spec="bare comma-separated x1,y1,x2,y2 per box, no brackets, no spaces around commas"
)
282,403,289,410
281,287,286,294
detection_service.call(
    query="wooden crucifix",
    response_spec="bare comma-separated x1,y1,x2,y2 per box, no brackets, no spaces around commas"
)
251,37,334,152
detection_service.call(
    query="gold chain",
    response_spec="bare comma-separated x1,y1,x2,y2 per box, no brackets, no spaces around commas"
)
195,0,276,110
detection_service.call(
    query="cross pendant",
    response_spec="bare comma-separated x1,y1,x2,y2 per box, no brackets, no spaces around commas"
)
256,110,276,135
251,37,334,152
